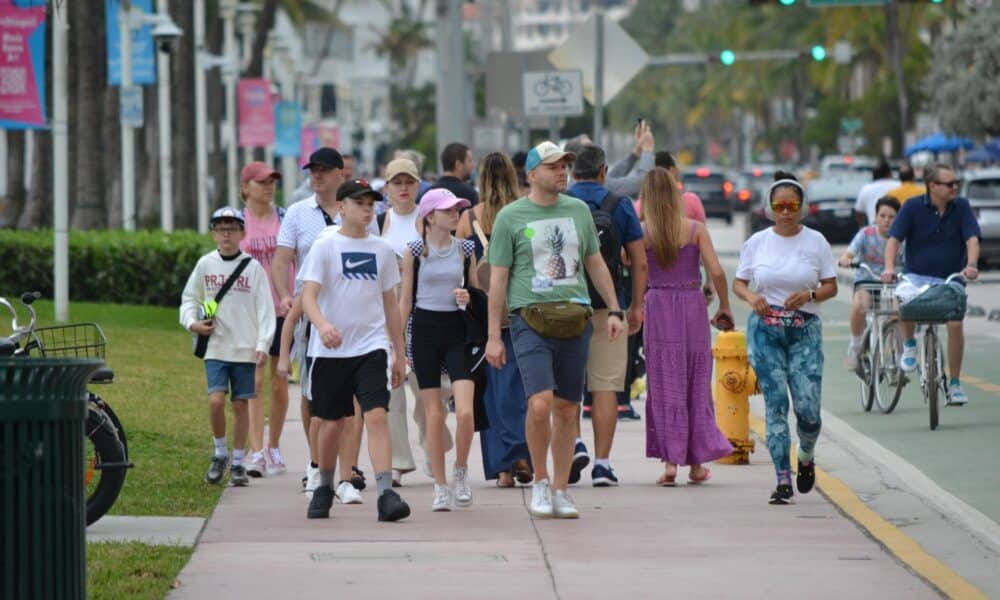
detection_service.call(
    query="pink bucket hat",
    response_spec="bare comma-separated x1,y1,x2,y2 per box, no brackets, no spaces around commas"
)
418,188,471,220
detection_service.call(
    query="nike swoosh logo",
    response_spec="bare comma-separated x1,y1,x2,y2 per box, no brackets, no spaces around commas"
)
345,258,374,269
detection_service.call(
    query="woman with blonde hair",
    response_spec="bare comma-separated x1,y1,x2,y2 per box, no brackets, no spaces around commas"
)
641,167,734,486
456,152,533,488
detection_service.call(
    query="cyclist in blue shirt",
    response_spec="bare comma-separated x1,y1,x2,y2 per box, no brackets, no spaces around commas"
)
882,164,981,405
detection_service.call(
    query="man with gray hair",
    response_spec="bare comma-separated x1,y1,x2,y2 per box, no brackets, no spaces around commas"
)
566,143,647,487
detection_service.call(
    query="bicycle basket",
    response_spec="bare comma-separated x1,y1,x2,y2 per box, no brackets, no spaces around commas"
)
898,284,967,323
856,283,898,315
30,323,107,359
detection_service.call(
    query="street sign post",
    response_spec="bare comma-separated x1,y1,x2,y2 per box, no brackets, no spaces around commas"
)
522,70,584,118
120,85,143,128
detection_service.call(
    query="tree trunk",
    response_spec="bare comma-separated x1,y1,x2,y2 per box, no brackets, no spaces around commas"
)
244,0,279,78
19,131,51,228
1,131,26,228
885,0,908,155
104,86,123,228
70,0,107,229
137,82,159,227
171,0,197,229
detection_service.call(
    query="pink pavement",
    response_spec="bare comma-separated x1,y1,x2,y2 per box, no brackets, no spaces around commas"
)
169,385,937,599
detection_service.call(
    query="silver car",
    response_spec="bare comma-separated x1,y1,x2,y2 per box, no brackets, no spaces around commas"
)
960,168,1000,266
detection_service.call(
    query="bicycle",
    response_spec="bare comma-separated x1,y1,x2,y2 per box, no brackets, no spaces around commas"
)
1,292,132,525
533,73,573,98
895,273,968,431
850,264,907,414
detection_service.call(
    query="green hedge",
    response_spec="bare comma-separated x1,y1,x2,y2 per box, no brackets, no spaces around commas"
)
0,230,216,306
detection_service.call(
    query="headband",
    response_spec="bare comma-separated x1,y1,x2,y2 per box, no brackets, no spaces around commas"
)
767,179,806,204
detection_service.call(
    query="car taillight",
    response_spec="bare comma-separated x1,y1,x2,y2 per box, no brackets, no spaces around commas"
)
723,181,734,195
738,189,751,202
752,168,762,177
809,203,820,216
696,167,710,177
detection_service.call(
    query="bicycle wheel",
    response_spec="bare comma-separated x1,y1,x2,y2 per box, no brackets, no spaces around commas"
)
874,322,905,414
925,329,939,431
85,405,128,526
857,334,874,412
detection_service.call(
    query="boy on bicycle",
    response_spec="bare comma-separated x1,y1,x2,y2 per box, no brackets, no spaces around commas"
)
882,164,981,405
180,207,276,486
838,196,903,369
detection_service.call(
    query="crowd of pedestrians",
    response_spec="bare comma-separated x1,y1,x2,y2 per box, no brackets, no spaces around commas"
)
179,126,981,521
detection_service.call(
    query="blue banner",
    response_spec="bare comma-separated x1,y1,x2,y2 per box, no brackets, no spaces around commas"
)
274,101,302,157
105,0,156,86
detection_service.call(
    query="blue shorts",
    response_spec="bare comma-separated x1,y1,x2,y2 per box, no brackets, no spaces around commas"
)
205,360,256,400
509,314,593,402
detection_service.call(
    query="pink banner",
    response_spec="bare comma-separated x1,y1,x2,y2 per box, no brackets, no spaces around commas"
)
0,0,47,129
238,78,275,148
299,126,320,166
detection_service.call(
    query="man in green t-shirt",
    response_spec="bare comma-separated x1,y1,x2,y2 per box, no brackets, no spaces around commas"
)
485,140,625,520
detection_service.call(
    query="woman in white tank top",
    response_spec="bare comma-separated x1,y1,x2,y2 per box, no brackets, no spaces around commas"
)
381,158,422,256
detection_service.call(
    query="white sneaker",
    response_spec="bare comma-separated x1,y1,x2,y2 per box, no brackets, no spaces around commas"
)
529,479,553,518
844,344,860,371
431,483,453,512
900,342,918,372
304,464,321,498
265,447,286,476
245,451,266,478
336,480,363,504
453,464,473,507
947,382,969,406
553,490,580,519
392,469,403,487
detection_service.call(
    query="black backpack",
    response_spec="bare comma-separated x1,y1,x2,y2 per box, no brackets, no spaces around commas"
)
586,192,624,309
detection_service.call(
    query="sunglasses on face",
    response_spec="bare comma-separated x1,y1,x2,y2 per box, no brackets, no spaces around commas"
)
934,180,960,189
770,201,801,213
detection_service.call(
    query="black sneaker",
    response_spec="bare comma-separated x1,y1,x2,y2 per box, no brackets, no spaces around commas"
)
769,484,794,505
205,455,229,484
308,485,334,519
230,464,249,487
569,441,590,485
377,489,411,522
618,405,642,421
796,460,815,494
351,466,367,491
591,464,619,487
582,405,592,420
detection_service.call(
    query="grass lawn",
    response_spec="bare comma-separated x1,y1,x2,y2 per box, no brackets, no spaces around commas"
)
5,297,264,598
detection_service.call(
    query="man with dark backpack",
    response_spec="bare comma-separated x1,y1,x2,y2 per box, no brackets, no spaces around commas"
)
566,144,647,487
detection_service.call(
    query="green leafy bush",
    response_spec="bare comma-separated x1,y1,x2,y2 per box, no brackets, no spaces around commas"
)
0,230,215,306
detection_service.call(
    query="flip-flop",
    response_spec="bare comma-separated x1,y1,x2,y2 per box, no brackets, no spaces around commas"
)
513,460,533,485
688,467,712,485
656,471,677,487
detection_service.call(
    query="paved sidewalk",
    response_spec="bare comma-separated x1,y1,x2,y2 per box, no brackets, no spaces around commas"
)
169,384,938,599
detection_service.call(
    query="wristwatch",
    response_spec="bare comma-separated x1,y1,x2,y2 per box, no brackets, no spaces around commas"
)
810,290,817,302
608,310,625,320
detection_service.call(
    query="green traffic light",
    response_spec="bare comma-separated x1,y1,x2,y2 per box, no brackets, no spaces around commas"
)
720,50,736,66
811,45,826,61
779,0,796,5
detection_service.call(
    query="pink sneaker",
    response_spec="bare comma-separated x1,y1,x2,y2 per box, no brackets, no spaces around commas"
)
265,447,287,476
246,451,266,478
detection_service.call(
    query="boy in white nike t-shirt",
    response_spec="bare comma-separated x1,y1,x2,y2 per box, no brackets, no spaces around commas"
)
298,180,411,522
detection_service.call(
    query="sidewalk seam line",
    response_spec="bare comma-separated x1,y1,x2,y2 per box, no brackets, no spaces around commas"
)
524,486,561,600
748,414,987,600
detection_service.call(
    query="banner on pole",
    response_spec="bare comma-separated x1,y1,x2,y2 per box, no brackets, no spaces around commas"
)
0,0,47,129
105,0,156,86
238,79,275,148
274,101,301,157
299,126,320,165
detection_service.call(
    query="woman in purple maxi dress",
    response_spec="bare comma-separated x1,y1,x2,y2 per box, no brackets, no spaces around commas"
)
640,168,734,486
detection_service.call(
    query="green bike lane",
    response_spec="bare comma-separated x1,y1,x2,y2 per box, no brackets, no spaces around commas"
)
724,271,1000,526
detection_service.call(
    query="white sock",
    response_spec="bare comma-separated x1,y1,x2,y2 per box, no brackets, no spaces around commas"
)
213,437,227,458
232,448,244,467
595,458,610,469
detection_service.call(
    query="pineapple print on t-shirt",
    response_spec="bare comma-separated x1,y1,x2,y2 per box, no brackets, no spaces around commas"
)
527,217,581,292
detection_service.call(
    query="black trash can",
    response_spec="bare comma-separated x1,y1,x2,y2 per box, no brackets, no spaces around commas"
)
0,358,103,600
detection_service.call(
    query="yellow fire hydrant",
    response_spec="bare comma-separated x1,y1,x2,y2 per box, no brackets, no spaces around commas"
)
712,330,756,465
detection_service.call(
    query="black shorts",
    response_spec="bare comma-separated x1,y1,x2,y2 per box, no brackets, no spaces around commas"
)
411,308,471,390
267,316,285,357
309,350,390,420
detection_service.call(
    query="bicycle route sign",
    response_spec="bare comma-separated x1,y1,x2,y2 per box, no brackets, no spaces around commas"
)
522,70,584,118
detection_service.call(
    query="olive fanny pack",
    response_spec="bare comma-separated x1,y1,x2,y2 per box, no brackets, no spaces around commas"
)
516,301,592,339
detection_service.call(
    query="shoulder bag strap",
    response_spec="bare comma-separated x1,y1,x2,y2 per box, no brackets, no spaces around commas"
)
215,257,253,304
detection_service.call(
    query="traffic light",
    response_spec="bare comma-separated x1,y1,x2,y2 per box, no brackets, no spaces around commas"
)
749,0,797,4
811,45,826,61
720,50,736,66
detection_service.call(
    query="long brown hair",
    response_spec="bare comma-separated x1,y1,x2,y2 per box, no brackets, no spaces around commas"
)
641,167,685,268
477,152,519,233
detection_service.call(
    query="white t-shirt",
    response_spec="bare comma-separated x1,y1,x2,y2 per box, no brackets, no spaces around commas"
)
854,178,900,225
735,227,837,315
297,232,400,358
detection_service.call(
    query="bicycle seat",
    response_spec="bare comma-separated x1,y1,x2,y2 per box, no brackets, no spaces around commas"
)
90,366,115,384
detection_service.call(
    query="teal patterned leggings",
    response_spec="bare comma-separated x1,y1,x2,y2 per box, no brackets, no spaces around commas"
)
747,311,824,479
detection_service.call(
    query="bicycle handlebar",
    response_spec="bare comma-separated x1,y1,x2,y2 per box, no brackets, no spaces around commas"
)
1,291,40,345
848,262,879,280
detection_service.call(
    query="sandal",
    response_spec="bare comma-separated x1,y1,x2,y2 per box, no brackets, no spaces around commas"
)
496,472,515,488
512,459,533,485
688,467,712,485
656,465,678,487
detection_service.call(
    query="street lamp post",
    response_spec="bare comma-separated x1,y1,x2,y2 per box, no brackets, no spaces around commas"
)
220,0,239,208
157,0,174,232
194,0,209,232
118,0,136,231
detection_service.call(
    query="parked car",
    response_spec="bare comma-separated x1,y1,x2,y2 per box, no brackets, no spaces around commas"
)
819,155,877,179
681,166,733,224
960,168,1000,267
745,177,863,244
741,164,782,211
730,172,755,212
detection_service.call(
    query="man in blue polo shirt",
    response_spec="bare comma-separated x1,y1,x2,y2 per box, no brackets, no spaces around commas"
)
882,164,981,405
566,144,647,486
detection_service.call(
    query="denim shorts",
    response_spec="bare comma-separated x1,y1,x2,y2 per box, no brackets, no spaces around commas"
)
509,314,593,402
205,360,256,400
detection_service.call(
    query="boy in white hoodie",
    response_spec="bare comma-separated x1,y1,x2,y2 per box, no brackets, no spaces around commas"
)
180,207,276,486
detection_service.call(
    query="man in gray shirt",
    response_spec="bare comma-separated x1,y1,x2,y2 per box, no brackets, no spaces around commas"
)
563,120,655,199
